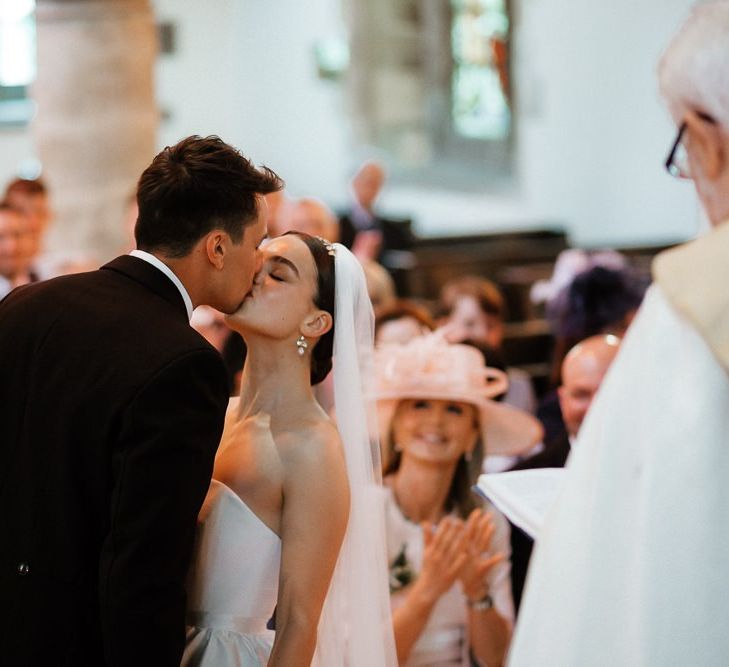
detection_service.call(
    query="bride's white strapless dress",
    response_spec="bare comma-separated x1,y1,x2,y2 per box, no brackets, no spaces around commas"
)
182,480,281,666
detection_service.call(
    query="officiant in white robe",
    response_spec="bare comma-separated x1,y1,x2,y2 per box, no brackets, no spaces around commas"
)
509,3,729,665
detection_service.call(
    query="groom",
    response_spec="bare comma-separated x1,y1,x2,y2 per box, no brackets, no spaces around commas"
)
0,135,282,666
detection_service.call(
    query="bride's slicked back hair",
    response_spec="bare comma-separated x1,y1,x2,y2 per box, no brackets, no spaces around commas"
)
285,232,336,385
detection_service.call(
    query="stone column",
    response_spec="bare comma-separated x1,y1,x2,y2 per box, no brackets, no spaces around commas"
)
32,0,158,263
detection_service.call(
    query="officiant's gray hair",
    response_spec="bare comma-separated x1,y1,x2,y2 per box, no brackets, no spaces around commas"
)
659,1,729,129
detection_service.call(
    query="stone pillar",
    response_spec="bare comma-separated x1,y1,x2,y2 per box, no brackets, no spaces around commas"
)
32,0,158,263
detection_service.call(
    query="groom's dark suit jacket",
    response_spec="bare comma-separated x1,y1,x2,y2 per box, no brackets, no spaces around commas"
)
0,256,229,666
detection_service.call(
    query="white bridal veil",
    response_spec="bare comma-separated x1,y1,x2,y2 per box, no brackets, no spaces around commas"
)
313,243,397,666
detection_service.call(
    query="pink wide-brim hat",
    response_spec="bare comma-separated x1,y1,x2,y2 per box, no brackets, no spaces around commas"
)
374,334,543,457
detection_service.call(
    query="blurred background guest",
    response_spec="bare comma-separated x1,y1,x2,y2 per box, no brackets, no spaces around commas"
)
438,275,537,418
3,178,52,265
518,334,621,469
363,259,398,316
338,161,414,276
262,189,292,239
0,202,36,299
279,196,340,242
375,300,435,346
508,333,621,611
339,160,386,255
538,263,648,443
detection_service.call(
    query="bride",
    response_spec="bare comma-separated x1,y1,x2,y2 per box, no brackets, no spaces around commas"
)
182,232,396,666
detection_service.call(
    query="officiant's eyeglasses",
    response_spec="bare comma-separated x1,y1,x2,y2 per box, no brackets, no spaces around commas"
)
665,111,717,179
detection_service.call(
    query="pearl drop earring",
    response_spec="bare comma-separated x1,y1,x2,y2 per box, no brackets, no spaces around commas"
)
296,335,308,356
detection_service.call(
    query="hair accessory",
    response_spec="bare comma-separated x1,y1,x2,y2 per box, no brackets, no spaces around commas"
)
296,335,308,356
374,333,543,458
316,236,337,257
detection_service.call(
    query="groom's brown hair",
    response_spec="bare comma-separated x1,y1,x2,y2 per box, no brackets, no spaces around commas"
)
135,135,282,257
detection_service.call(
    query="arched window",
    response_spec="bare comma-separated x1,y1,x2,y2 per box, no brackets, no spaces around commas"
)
347,0,513,190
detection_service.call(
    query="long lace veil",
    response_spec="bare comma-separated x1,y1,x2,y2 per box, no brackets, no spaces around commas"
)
313,244,397,666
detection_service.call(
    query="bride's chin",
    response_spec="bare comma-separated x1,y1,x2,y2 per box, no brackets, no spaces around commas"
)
224,311,249,333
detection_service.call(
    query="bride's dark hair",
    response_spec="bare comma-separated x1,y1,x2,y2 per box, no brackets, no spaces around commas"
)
284,231,336,385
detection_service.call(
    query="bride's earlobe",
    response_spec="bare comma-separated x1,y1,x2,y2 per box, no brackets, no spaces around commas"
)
302,311,333,338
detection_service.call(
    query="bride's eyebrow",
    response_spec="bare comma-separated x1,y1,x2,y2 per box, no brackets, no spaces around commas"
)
270,255,299,277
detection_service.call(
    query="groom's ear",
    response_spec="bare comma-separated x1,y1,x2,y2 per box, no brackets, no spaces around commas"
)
204,231,227,269
301,310,332,339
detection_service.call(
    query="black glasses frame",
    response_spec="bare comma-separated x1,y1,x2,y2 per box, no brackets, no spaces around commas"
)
664,111,717,178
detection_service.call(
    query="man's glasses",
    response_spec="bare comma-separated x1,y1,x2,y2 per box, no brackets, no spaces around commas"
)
665,111,716,179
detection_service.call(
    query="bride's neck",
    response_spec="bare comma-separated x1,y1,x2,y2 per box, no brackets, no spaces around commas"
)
238,338,315,418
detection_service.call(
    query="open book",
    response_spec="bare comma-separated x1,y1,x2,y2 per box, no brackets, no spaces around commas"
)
474,469,566,540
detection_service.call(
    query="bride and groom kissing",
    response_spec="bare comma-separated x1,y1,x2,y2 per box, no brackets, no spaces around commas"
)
0,136,396,666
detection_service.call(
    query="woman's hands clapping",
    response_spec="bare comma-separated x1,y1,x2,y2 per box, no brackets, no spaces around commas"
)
414,517,467,603
458,508,504,602
393,509,507,665
414,509,503,604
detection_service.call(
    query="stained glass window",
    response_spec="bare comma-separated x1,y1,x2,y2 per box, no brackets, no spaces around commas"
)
341,0,515,186
450,0,510,140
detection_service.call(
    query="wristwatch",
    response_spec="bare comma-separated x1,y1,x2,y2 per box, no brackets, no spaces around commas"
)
467,593,494,611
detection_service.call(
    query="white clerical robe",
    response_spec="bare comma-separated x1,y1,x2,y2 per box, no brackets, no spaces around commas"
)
509,221,729,666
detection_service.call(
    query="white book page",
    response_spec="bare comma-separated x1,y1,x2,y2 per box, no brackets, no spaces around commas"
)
474,469,566,539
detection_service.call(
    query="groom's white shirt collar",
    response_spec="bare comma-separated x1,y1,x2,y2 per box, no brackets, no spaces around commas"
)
129,249,193,320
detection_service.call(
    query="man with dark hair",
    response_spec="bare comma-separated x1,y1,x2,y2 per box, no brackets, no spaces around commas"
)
0,135,282,666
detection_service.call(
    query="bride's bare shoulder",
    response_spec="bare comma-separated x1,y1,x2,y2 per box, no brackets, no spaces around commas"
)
276,417,349,521
276,416,345,474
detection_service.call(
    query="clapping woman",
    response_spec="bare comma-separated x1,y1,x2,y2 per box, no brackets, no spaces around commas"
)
375,335,542,666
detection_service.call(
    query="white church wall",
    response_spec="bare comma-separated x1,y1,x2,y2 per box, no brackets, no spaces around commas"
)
0,0,703,248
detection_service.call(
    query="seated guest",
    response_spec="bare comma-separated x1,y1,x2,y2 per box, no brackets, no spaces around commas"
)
375,300,434,346
0,202,36,299
375,335,542,666
4,178,52,274
4,179,51,251
279,196,340,242
530,248,629,311
547,265,645,383
262,189,291,238
364,259,398,315
516,334,621,469
439,276,506,351
538,264,647,443
508,334,621,611
439,276,539,474
439,275,537,417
